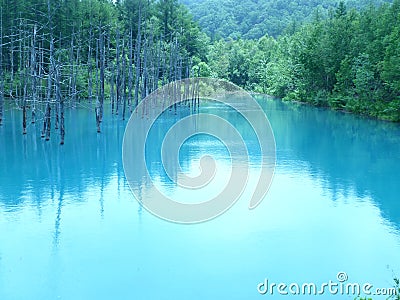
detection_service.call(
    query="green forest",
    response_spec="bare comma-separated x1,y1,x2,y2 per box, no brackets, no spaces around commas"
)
180,0,391,39
201,0,400,121
0,0,399,139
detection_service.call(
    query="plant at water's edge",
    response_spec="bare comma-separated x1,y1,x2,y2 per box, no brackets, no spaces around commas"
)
353,277,400,300
391,277,400,300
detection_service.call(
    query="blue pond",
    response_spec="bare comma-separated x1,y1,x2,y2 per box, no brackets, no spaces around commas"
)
0,97,399,299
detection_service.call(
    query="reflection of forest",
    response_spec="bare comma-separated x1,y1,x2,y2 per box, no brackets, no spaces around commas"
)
260,97,400,227
1,97,399,229
0,107,127,208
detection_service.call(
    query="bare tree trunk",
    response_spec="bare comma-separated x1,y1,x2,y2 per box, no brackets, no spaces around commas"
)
115,29,120,115
38,34,45,109
134,0,142,108
75,30,81,104
22,105,27,134
22,36,28,134
128,27,133,113
142,37,148,99
42,36,53,140
161,35,167,105
42,0,54,140
72,44,78,107
154,36,162,93
110,62,115,114
51,34,59,130
184,58,190,105
169,39,176,110
45,101,51,141
122,38,127,120
88,25,93,104
99,28,105,122
55,100,59,129
95,32,101,133
146,26,153,95
30,24,37,124
18,17,23,102
55,59,64,145
9,29,14,99
69,29,75,108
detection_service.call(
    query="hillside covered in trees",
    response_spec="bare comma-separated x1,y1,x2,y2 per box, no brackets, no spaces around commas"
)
180,0,392,39
200,1,400,121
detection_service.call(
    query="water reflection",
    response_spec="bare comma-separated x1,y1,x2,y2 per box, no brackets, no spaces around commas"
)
0,106,126,207
0,98,400,299
1,99,399,229
256,96,400,228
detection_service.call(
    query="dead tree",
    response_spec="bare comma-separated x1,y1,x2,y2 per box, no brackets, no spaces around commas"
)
42,0,55,140
105,27,115,114
69,30,76,108
38,34,45,110
55,58,64,145
134,0,142,108
110,61,115,114
128,27,133,113
30,24,37,124
95,34,101,133
142,37,148,99
115,29,121,115
121,37,127,120
22,31,28,135
88,24,93,104
42,36,54,140
99,28,105,122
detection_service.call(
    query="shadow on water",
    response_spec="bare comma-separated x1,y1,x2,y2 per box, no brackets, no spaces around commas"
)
257,96,400,229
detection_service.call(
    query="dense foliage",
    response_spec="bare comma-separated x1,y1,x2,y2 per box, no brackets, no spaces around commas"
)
203,1,400,121
180,0,391,39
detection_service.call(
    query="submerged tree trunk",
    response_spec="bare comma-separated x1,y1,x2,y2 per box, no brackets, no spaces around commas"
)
55,60,64,145
45,103,51,141
22,105,27,134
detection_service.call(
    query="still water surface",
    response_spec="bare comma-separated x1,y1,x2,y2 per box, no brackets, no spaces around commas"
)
0,97,399,299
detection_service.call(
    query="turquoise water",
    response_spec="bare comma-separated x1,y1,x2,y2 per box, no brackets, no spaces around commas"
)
0,97,400,299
